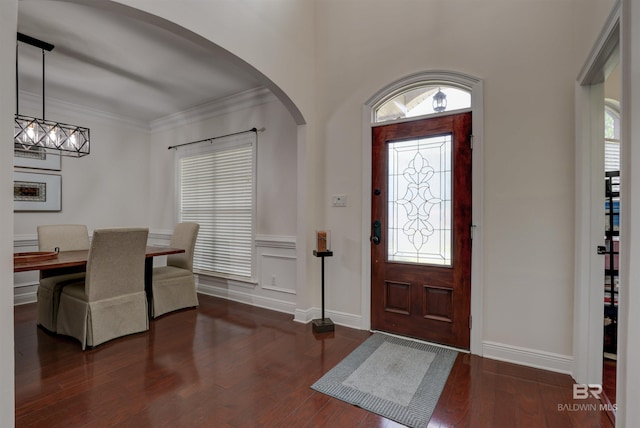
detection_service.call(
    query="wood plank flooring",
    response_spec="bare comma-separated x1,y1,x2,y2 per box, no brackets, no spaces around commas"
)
15,295,613,427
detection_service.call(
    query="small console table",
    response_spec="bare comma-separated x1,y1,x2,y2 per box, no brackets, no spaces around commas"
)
312,250,334,333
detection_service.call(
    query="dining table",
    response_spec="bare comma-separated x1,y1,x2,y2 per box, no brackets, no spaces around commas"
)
14,245,186,319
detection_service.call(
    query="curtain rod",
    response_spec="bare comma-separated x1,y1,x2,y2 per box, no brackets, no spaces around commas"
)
167,127,264,150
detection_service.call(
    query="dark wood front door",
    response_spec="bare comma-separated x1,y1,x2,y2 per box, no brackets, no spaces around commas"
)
371,112,472,349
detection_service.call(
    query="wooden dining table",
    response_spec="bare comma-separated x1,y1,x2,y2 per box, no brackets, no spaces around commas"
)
14,246,186,319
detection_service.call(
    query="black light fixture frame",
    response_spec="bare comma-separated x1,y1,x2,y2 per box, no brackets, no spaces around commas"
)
15,32,90,158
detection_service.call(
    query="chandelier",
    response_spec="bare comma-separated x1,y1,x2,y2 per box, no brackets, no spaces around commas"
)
14,33,90,157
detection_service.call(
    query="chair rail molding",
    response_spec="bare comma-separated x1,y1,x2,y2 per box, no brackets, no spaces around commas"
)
13,234,38,249
255,234,296,249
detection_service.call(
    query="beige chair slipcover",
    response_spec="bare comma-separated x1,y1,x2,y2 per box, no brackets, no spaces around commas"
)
56,228,149,350
37,224,90,332
151,222,200,318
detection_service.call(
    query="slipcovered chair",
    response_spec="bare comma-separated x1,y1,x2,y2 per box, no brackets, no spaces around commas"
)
56,228,149,350
37,224,90,332
151,222,200,318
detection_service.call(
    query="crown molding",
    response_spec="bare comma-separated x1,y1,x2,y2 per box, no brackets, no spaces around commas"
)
150,86,276,133
17,90,150,131
16,86,277,135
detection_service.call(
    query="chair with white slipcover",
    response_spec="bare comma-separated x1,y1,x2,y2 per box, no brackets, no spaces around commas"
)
56,228,149,350
36,224,90,332
151,223,199,318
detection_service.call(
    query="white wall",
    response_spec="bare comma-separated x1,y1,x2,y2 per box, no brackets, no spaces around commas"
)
1,2,17,425
314,0,613,359
147,89,298,237
12,95,151,303
109,0,321,311
147,89,299,312
13,94,151,236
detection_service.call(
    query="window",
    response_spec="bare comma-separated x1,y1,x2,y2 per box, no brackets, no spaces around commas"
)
375,85,471,123
605,101,620,172
388,135,452,266
177,132,256,280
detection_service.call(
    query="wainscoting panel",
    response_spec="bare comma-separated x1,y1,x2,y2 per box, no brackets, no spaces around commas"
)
260,253,296,294
13,235,39,305
197,235,297,315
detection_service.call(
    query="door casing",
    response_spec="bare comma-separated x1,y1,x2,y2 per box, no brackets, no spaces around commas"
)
574,2,620,386
361,71,484,355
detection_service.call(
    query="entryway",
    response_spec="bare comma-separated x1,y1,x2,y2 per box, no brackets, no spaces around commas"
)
361,71,484,354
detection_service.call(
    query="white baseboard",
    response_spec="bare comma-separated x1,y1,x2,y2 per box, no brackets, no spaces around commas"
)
293,308,314,324
197,283,297,315
294,307,362,330
482,340,573,375
15,291,37,306
14,282,38,306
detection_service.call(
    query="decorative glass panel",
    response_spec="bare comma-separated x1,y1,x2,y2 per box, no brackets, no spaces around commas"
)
375,85,471,123
388,135,452,266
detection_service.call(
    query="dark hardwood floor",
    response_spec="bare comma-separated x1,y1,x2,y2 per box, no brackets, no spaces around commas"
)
15,295,613,427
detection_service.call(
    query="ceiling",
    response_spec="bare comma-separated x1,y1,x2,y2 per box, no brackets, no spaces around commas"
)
16,1,263,124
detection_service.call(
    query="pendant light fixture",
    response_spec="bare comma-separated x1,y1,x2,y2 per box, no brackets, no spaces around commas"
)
432,87,448,113
14,32,90,157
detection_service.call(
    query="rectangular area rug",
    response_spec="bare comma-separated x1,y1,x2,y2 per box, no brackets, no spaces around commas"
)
311,333,458,428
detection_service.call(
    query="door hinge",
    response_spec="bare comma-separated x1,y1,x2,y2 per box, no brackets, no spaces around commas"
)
470,224,476,240
469,315,472,329
470,134,474,150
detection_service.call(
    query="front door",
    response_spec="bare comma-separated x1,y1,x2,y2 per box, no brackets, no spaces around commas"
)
371,112,472,349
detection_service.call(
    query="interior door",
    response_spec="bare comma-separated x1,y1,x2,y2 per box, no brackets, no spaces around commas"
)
371,112,472,349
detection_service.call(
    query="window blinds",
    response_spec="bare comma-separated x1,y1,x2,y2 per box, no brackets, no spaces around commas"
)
178,134,255,279
605,140,620,172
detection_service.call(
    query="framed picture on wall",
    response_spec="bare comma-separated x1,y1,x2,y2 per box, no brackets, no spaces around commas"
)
14,171,61,212
14,144,61,171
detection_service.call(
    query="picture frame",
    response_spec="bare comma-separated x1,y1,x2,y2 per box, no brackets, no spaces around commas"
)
14,145,61,171
14,171,62,212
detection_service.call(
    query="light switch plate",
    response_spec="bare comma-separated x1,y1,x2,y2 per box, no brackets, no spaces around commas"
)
332,194,347,207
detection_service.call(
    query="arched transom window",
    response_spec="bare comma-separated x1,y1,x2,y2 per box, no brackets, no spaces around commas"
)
374,84,471,123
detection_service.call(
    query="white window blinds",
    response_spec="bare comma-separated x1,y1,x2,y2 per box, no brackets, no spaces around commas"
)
177,133,256,280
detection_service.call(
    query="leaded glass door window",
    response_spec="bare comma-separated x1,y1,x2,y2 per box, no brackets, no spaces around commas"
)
388,135,452,266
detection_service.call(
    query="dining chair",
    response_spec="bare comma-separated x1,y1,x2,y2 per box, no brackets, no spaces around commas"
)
56,228,149,350
151,222,200,318
37,224,90,332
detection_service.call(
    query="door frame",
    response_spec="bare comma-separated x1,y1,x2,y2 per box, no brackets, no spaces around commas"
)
573,1,620,386
361,71,484,355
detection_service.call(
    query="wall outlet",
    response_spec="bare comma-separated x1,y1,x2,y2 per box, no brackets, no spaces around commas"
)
332,194,347,207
